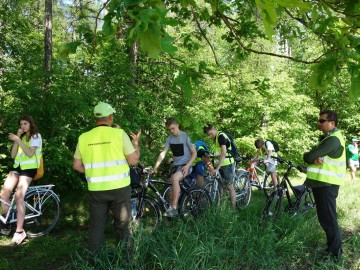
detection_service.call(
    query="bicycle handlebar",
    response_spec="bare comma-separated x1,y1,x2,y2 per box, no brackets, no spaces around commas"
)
270,156,306,173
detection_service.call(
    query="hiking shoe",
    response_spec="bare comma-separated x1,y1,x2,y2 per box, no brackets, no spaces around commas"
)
10,231,27,245
164,207,178,217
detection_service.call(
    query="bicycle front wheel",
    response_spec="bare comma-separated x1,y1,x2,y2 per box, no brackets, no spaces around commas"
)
24,190,60,237
262,174,275,198
235,171,252,209
261,190,282,225
131,196,161,232
204,178,223,207
179,188,211,219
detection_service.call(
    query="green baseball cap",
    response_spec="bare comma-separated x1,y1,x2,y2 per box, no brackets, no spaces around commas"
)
94,102,116,118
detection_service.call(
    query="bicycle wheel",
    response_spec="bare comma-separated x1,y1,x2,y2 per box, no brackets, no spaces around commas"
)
131,196,161,232
23,190,60,237
203,177,223,206
261,190,283,225
297,189,316,215
235,172,252,209
262,173,275,198
178,188,211,219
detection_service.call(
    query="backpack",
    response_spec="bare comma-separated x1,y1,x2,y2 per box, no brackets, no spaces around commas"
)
220,132,240,158
194,140,209,153
266,140,279,152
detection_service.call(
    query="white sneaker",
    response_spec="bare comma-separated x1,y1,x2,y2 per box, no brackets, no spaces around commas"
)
11,231,27,245
164,207,178,217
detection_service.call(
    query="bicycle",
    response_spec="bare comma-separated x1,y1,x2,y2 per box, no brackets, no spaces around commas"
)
0,184,60,238
245,158,274,198
203,157,252,209
261,157,315,225
131,167,211,231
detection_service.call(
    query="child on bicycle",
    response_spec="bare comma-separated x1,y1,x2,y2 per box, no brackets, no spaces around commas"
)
0,115,42,245
152,118,197,217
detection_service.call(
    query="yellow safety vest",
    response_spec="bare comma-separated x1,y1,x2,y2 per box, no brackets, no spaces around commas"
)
306,130,346,185
78,126,130,191
213,132,234,167
14,135,42,170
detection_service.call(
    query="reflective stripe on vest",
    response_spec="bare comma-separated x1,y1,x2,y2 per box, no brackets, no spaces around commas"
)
14,135,42,170
306,130,346,185
84,160,128,169
78,126,130,191
213,132,233,166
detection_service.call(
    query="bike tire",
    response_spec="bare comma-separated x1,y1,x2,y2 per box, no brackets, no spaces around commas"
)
131,195,161,232
297,188,316,215
261,190,283,225
24,190,60,238
235,172,252,209
262,173,275,198
178,187,211,219
203,178,224,207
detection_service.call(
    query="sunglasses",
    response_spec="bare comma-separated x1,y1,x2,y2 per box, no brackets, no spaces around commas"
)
318,119,333,123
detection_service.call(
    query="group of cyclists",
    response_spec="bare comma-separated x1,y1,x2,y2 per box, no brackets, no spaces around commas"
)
150,118,278,217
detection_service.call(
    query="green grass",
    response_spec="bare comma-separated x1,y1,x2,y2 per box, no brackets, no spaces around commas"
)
1,172,360,270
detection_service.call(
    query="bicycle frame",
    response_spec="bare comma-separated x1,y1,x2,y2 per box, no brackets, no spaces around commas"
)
0,185,59,225
133,169,194,213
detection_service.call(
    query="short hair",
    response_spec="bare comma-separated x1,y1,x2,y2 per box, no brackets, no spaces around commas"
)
320,110,338,126
165,117,177,128
203,123,214,134
254,138,264,148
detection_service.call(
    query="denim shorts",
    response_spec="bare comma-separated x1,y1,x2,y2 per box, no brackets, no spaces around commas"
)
220,163,235,185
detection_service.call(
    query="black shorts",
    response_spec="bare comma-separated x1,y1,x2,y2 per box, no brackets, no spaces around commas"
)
14,168,37,178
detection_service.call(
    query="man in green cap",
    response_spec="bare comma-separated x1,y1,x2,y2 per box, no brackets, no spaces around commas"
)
73,101,141,253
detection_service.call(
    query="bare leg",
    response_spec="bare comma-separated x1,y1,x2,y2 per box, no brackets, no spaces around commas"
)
170,171,184,209
1,171,19,215
14,176,32,232
271,172,278,189
227,184,236,208
196,175,204,187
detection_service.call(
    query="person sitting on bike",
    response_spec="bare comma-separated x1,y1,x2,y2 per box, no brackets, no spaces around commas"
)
153,118,197,217
203,124,236,208
190,140,215,187
253,138,278,190
0,115,42,245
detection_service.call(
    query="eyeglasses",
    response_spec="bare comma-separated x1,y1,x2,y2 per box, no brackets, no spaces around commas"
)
318,119,333,123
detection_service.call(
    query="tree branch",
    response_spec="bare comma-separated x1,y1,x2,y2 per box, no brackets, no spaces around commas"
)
192,11,220,66
216,11,322,64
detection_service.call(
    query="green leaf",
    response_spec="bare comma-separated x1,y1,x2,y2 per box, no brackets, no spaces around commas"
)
350,71,360,99
160,32,177,55
309,57,337,89
275,0,311,12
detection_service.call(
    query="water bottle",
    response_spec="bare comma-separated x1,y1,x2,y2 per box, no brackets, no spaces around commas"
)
130,198,137,220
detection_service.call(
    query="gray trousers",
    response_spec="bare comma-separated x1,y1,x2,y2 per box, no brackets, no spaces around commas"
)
88,185,131,253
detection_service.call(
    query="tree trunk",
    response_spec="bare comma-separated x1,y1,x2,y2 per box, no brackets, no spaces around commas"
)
44,0,52,86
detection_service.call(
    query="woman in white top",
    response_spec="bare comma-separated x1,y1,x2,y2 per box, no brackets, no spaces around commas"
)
0,115,42,245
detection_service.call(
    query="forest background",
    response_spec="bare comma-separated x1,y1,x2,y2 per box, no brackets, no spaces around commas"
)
1,0,360,269
1,0,360,191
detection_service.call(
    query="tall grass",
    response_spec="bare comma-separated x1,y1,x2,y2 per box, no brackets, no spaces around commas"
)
1,174,359,270
63,176,360,270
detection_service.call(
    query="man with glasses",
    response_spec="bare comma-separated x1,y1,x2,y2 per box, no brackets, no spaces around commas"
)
303,110,345,260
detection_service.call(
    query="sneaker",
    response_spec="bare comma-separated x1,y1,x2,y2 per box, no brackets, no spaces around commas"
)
10,231,27,245
164,207,178,217
251,181,259,186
